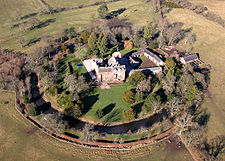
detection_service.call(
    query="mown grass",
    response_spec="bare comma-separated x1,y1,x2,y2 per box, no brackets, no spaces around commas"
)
0,91,193,161
82,84,131,123
166,8,225,140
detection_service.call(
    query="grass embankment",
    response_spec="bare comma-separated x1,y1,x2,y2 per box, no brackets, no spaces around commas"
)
0,0,154,53
167,8,225,139
0,91,193,161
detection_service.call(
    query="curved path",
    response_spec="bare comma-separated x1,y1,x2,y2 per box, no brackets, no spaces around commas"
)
30,72,168,134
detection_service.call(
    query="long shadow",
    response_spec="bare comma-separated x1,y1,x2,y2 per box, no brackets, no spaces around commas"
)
107,8,126,19
21,12,38,20
36,18,56,29
102,103,116,115
81,94,99,114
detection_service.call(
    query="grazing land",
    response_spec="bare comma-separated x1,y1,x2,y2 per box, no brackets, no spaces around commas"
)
190,0,225,19
0,91,193,161
167,8,225,139
0,0,154,53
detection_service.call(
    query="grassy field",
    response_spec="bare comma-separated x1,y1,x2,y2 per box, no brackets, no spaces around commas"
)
166,8,225,139
190,0,225,19
0,91,193,161
0,0,154,53
82,84,131,123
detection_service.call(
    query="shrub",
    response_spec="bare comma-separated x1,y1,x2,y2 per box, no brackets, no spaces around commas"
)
123,90,135,105
123,108,135,121
23,94,30,104
128,71,146,83
162,1,183,8
28,103,37,116
47,84,57,96
79,31,90,44
148,41,157,49
96,109,103,118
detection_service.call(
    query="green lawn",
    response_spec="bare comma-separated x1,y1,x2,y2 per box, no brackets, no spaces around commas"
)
0,90,193,161
82,84,131,123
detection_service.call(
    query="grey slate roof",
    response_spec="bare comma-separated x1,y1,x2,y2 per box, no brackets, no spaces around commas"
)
98,67,112,73
132,48,163,64
182,54,198,63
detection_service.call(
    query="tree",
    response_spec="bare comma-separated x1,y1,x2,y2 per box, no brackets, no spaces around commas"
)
144,93,161,113
98,3,109,19
186,85,198,102
96,109,103,118
185,33,196,45
28,17,40,29
204,135,225,159
80,124,96,142
27,103,37,116
88,32,98,52
128,71,146,83
175,112,196,137
17,36,25,48
64,102,82,118
56,29,64,42
135,91,145,102
136,78,151,94
165,57,176,75
65,27,76,39
98,35,108,58
143,23,155,41
123,108,135,121
64,74,88,94
162,74,176,95
40,113,67,135
75,45,88,60
166,97,184,117
79,31,90,44
123,90,135,105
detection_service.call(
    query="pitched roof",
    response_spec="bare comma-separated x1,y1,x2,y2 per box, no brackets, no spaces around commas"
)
182,54,198,63
98,67,112,73
132,48,163,64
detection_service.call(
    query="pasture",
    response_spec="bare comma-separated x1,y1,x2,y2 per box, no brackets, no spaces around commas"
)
0,91,193,161
166,8,225,139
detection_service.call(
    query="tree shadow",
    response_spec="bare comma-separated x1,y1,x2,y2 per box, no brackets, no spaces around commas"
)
21,12,38,20
102,103,116,115
203,135,225,159
25,37,41,47
81,94,99,114
103,108,121,124
132,102,144,118
107,8,126,19
36,18,56,29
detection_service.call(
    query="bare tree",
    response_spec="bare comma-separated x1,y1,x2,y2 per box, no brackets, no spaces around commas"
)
175,112,197,137
17,36,25,48
79,124,96,142
162,74,176,95
166,97,184,117
136,78,151,94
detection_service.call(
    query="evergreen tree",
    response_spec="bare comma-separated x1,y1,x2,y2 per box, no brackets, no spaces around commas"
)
88,32,97,52
99,36,108,58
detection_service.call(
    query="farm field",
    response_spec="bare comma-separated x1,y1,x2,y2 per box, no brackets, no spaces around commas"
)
0,0,154,53
0,91,193,161
166,8,225,140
